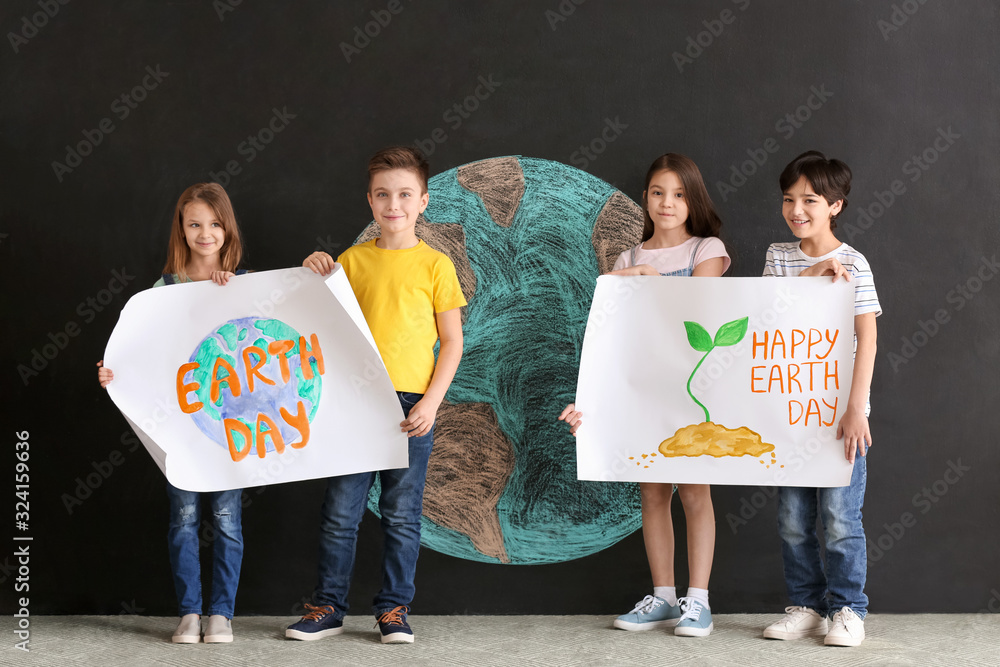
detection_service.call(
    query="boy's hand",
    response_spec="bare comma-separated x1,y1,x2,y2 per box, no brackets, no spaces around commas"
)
606,264,658,277
97,360,113,388
303,251,336,276
401,396,440,437
837,407,871,463
211,270,236,285
558,403,583,435
802,258,852,283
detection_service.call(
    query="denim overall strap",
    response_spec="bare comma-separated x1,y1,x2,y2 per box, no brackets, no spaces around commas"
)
686,238,706,273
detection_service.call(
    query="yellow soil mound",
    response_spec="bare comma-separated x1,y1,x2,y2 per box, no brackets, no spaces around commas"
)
659,422,775,458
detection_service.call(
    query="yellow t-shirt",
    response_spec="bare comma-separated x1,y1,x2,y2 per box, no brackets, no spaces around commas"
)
337,239,467,393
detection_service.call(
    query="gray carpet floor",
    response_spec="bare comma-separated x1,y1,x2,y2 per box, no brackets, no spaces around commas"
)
9,614,1000,666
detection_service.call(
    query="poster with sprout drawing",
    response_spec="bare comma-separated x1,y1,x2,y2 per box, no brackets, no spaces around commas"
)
103,267,408,493
575,276,856,487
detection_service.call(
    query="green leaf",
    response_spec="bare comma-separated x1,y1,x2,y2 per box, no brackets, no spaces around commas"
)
714,316,749,347
684,321,714,352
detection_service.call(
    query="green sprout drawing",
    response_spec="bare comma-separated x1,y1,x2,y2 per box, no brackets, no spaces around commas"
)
683,316,749,423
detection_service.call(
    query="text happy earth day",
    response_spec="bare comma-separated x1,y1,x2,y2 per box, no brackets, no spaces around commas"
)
750,328,842,427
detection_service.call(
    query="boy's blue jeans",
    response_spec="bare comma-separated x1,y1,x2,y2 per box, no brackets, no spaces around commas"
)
777,455,868,619
166,483,244,618
314,391,433,619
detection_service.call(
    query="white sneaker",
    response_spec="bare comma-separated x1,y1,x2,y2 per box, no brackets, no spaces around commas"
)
763,606,829,640
824,607,865,646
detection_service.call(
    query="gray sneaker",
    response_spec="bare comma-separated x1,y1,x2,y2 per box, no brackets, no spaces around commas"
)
204,615,233,643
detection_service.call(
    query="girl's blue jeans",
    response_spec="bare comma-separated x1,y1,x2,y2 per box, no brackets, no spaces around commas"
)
166,482,244,618
313,391,433,619
777,455,869,619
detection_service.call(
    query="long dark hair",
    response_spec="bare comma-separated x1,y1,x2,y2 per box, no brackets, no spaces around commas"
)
641,153,723,242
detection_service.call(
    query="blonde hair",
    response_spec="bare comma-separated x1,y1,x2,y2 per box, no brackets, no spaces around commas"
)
162,183,243,281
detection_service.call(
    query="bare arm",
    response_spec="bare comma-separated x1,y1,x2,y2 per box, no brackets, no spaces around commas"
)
691,257,725,277
606,264,659,276
839,312,877,463
400,307,463,437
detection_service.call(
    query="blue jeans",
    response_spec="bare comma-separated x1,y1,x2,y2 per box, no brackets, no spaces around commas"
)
777,456,868,619
166,482,244,618
314,392,433,618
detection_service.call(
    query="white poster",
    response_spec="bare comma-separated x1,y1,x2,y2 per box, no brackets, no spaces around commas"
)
104,267,408,492
575,277,856,487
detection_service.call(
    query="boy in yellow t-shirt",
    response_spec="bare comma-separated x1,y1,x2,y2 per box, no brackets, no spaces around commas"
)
287,147,465,645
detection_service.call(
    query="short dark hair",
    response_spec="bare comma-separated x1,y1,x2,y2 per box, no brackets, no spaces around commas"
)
368,146,430,193
779,151,852,228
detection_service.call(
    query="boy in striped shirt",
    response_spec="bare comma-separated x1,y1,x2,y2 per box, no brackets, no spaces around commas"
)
761,151,881,648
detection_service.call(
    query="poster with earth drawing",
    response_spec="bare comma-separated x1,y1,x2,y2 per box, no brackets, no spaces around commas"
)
103,267,408,492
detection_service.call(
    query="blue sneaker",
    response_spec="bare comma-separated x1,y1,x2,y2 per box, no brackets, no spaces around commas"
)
674,597,714,637
285,604,344,641
613,595,681,631
376,605,414,644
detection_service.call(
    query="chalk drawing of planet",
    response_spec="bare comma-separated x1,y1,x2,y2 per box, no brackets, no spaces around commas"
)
361,156,645,564
187,317,322,457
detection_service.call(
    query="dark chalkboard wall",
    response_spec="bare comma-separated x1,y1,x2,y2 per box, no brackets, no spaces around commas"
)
3,1,998,616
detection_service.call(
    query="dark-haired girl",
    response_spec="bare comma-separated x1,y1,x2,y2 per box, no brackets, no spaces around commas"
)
561,153,729,637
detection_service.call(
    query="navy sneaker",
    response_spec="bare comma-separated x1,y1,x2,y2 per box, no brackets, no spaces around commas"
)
285,604,343,641
375,605,414,644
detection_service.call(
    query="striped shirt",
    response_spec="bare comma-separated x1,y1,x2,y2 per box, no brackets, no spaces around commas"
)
762,242,881,316
763,241,881,415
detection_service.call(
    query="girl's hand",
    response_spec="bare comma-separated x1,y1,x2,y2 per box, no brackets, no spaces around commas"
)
211,270,236,285
837,408,871,464
606,264,658,277
303,251,336,276
802,258,852,283
97,360,114,388
558,403,583,435
400,396,440,438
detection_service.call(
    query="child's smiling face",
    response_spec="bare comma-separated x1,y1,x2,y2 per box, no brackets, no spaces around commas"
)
367,168,429,239
782,175,842,242
182,201,226,259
